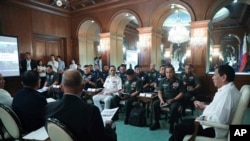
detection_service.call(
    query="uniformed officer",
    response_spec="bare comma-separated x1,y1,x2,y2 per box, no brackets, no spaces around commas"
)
147,63,159,92
179,63,201,115
134,65,149,92
153,65,166,90
119,69,142,124
150,64,184,133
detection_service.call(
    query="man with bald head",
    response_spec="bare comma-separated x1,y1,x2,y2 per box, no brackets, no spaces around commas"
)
44,69,117,141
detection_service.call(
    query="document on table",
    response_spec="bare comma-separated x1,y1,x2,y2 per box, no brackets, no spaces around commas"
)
46,98,56,103
37,87,48,93
22,126,48,140
101,107,119,125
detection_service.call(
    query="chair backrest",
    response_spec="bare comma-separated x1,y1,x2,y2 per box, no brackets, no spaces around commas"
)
46,118,77,141
0,103,22,139
231,85,250,124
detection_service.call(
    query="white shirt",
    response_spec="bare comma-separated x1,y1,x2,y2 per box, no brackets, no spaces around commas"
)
47,61,59,72
103,75,122,95
201,82,240,138
26,60,31,70
0,89,13,107
37,65,46,77
69,64,77,70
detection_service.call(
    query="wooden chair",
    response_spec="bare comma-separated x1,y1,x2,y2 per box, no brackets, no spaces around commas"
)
46,118,77,141
183,84,250,141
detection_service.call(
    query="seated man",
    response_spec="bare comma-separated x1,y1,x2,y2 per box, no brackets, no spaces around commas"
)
146,63,159,92
111,69,142,124
44,69,117,141
169,64,240,141
153,65,166,90
12,71,47,132
93,65,122,112
179,63,201,115
134,65,150,92
43,65,59,98
150,64,184,133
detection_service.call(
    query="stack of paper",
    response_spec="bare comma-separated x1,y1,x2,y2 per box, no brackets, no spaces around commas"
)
22,126,48,141
101,107,119,125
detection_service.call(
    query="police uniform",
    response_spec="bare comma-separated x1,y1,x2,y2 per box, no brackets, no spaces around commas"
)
135,72,150,92
154,73,166,90
147,70,159,92
123,77,142,123
82,73,96,91
179,72,200,113
152,77,184,126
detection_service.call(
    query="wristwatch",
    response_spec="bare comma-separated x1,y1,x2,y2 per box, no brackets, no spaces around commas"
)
199,116,206,120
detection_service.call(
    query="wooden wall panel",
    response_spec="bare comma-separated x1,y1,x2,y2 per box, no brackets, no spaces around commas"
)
33,39,46,62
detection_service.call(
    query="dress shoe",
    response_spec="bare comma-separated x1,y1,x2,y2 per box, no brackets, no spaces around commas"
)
149,122,160,130
124,118,129,125
169,123,174,134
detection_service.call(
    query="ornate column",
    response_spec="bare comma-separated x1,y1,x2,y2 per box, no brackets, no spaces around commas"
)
190,20,210,74
78,36,95,66
99,33,124,67
137,27,162,69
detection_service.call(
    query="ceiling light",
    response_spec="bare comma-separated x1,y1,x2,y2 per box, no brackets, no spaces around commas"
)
56,0,62,7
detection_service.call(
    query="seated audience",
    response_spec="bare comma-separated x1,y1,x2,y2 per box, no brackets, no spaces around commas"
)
112,69,142,124
169,64,240,141
102,64,110,81
153,65,166,90
43,65,59,98
93,64,104,88
117,64,127,88
179,63,201,115
77,63,84,76
0,73,13,107
82,64,96,90
146,63,159,92
93,65,122,112
12,70,47,132
134,65,150,92
44,69,117,141
150,64,184,133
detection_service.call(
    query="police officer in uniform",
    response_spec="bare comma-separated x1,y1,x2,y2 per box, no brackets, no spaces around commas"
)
117,69,142,124
179,64,201,116
153,65,166,90
134,65,149,92
147,64,159,92
150,65,184,133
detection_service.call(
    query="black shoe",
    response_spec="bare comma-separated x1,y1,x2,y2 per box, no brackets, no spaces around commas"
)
149,122,160,130
169,123,174,134
124,118,128,125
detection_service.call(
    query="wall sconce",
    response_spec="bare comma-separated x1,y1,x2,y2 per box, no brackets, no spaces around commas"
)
190,29,207,47
164,50,171,58
136,40,147,51
97,40,105,53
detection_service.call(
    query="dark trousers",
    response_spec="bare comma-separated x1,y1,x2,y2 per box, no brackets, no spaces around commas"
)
182,93,195,112
124,97,137,120
169,118,215,141
152,99,181,123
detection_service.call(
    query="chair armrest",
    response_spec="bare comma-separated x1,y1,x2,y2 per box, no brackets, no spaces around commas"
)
200,120,229,130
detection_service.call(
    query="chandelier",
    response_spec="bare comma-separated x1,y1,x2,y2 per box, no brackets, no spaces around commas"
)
168,22,190,45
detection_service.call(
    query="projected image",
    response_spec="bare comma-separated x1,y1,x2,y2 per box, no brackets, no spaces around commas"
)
0,35,20,77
